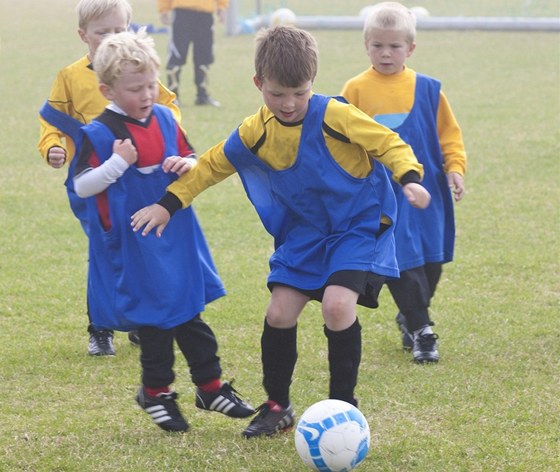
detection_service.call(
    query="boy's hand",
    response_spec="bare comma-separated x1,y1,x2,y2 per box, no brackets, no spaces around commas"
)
47,146,66,168
162,155,197,177
131,204,170,237
403,182,431,209
447,172,465,201
114,139,137,165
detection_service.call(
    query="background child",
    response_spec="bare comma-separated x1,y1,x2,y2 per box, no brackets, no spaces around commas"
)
38,0,182,356
73,29,254,432
131,25,430,438
158,0,229,107
341,1,467,363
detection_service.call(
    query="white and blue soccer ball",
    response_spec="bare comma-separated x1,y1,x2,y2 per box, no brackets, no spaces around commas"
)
270,8,297,26
294,399,371,472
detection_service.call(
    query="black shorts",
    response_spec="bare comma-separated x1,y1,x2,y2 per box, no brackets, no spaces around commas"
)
269,270,386,309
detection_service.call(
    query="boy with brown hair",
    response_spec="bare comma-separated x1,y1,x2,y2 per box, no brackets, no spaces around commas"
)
131,25,430,438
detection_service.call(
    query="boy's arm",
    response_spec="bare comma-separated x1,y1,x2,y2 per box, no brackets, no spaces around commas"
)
165,140,235,209
131,140,236,236
38,116,68,164
74,139,137,198
38,70,86,167
437,92,466,201
39,73,68,163
437,92,467,176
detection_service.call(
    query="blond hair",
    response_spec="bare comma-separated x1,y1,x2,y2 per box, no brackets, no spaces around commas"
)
76,0,132,30
254,26,318,87
363,2,417,43
93,30,160,87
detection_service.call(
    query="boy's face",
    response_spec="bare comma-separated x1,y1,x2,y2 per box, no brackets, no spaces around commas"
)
78,8,129,60
254,76,312,123
100,66,160,121
365,29,415,76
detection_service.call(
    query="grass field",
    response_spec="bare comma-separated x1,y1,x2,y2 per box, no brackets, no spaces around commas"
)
1,0,559,471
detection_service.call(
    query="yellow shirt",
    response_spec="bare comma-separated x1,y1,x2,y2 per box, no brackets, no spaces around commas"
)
38,55,182,163
341,66,466,176
157,0,229,14
168,95,423,207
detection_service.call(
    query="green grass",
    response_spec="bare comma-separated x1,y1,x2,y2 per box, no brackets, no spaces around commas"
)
1,0,559,470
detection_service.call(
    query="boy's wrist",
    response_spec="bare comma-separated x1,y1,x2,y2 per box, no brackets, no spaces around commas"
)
399,170,422,186
157,191,182,216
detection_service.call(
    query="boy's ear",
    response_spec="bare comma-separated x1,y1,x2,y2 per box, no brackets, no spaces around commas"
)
99,83,114,101
78,28,87,44
253,75,263,90
407,41,417,57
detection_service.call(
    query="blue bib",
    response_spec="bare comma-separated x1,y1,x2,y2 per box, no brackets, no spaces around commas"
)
39,101,88,231
224,94,399,291
375,75,455,270
82,105,225,330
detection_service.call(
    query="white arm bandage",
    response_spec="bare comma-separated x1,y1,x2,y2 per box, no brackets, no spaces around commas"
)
74,153,130,197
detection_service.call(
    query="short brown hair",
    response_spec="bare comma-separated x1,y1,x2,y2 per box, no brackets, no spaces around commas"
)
254,26,318,87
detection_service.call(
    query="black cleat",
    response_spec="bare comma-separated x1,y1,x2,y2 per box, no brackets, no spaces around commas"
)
88,329,115,356
196,381,255,418
136,388,189,433
242,402,295,438
412,333,439,363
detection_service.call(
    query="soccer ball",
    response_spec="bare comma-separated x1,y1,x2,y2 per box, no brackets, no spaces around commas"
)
359,6,376,19
410,6,430,18
270,8,297,26
294,399,370,472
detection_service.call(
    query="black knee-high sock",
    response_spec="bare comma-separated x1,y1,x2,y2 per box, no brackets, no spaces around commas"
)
324,318,361,406
261,319,297,408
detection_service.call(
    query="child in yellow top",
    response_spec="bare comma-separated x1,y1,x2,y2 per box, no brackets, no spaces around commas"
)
38,0,181,356
157,0,229,106
341,1,467,363
131,25,430,438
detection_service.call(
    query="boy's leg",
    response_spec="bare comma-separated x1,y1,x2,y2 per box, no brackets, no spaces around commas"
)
425,262,443,299
322,285,361,406
166,9,193,100
386,267,439,363
136,326,188,432
242,286,305,438
260,318,298,407
324,319,361,406
175,314,221,385
86,297,115,356
138,326,175,388
261,285,308,406
192,12,219,106
175,315,254,418
387,267,432,332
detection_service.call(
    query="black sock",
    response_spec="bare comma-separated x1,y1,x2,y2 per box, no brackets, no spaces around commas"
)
324,318,361,406
261,319,297,408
